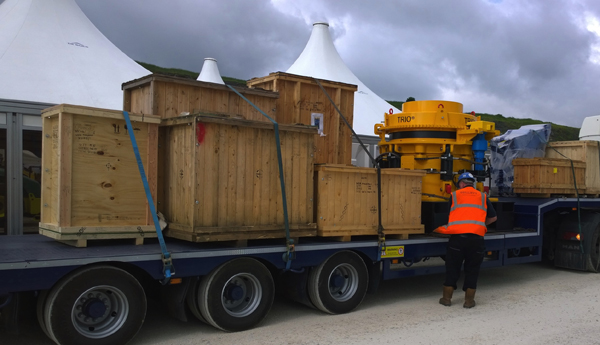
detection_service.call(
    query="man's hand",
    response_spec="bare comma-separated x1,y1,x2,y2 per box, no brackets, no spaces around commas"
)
485,216,497,226
434,225,448,234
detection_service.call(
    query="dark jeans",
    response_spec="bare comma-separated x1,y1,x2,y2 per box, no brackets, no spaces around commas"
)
443,233,485,291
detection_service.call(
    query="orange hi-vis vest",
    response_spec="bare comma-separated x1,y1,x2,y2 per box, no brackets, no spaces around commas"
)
436,187,488,236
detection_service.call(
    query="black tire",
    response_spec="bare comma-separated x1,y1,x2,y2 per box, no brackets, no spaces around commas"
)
185,278,207,323
586,223,600,273
36,289,51,339
307,250,369,314
198,258,274,332
43,266,147,345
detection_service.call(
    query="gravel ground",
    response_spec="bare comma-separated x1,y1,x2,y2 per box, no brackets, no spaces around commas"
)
3,262,600,345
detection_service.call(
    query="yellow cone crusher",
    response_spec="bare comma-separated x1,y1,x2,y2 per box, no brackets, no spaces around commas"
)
374,100,498,208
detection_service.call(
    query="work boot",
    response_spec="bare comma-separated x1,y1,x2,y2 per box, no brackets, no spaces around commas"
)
439,286,453,306
463,288,476,308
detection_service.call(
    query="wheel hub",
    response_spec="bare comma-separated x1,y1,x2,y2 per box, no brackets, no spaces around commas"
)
226,284,245,301
71,286,129,339
327,264,359,302
330,274,345,288
75,292,111,325
221,273,262,318
83,299,108,319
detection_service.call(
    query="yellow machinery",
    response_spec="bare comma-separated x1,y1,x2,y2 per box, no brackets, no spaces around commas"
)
374,100,499,202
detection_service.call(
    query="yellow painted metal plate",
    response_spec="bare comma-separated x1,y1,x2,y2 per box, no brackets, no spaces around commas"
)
381,246,405,258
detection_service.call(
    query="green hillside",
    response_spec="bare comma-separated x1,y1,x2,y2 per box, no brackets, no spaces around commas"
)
136,62,580,142
388,100,579,142
477,113,578,142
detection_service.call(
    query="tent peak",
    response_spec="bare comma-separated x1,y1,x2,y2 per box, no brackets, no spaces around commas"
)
197,57,225,85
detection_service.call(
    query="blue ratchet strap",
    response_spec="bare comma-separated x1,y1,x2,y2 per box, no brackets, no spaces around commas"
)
123,111,174,284
226,85,295,270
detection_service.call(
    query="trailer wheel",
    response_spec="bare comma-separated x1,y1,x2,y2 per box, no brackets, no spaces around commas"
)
308,251,369,314
43,266,146,345
197,258,274,332
185,278,207,323
587,223,600,273
36,289,51,339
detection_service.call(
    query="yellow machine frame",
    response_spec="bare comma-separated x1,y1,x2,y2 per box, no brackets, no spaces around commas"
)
374,100,498,201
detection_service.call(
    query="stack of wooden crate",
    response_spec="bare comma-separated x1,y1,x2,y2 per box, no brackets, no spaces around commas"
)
544,141,600,195
124,74,321,242
40,73,427,246
512,141,599,197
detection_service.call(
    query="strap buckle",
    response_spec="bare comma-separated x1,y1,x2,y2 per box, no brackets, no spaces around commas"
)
160,253,175,285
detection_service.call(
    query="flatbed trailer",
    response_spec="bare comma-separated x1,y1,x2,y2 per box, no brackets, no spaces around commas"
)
2,196,600,345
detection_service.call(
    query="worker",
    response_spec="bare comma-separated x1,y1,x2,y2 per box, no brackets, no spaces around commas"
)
434,172,497,308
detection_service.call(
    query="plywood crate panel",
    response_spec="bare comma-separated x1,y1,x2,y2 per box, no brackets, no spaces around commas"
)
545,140,600,194
314,165,425,237
40,104,161,244
160,113,317,242
122,74,278,121
513,158,586,195
247,72,357,165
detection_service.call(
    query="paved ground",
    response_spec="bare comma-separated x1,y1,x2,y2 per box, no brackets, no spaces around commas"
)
3,262,600,345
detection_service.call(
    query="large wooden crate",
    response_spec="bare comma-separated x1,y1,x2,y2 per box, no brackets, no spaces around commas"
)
40,104,161,246
545,140,600,194
160,113,317,242
513,158,586,196
122,74,278,121
247,72,357,165
314,165,425,239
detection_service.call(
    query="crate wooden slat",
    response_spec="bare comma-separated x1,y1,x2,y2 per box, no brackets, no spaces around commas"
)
545,140,600,194
159,113,317,242
512,158,586,195
314,165,425,237
40,104,161,245
122,74,278,121
247,72,358,165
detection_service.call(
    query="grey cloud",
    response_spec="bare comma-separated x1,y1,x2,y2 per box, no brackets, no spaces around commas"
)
4,0,597,127
76,0,308,79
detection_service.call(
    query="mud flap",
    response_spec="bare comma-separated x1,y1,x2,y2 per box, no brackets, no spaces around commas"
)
160,279,192,322
554,212,600,272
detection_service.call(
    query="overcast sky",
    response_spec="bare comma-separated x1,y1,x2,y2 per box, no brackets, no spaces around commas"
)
71,0,600,128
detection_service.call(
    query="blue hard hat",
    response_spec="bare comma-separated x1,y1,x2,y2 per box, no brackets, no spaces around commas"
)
458,172,475,183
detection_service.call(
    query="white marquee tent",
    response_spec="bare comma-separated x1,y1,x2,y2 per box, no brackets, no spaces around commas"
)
287,22,400,136
0,0,149,109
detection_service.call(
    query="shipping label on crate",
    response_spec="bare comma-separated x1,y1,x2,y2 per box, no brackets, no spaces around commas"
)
381,246,405,258
355,176,376,194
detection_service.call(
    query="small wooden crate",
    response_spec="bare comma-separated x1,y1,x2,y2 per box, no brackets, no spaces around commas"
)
512,158,586,196
545,141,600,194
122,74,278,121
160,113,317,242
314,165,425,239
40,104,161,246
247,72,358,165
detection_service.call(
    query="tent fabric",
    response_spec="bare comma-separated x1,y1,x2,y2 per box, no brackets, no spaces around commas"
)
197,58,225,84
0,0,149,109
287,22,400,135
